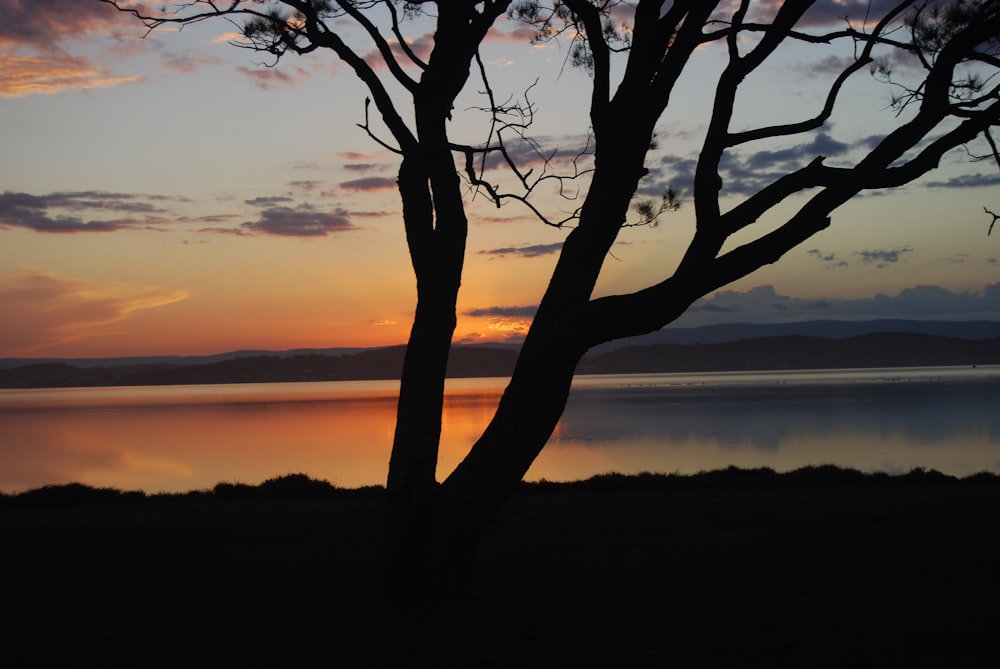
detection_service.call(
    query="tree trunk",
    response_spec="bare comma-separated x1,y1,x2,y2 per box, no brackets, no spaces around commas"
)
384,156,466,597
430,150,655,583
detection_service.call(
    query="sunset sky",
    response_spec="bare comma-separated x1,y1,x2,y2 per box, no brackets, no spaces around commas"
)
2,0,998,360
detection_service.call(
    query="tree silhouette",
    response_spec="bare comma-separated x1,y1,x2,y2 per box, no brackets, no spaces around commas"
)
102,0,1000,595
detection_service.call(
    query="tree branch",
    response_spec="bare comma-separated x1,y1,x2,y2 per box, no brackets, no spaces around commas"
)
560,0,612,132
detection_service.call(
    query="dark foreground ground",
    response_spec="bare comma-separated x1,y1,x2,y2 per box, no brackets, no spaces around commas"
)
2,468,999,668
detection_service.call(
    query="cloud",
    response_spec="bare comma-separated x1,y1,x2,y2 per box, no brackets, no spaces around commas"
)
0,50,139,97
339,177,397,192
0,0,144,97
0,0,124,50
465,305,538,318
925,173,1000,189
240,205,359,237
343,163,385,172
288,180,325,192
808,247,901,270
458,311,534,343
674,282,1000,327
485,25,539,46
478,243,563,258
160,50,225,74
245,196,295,207
713,131,853,196
362,32,434,71
479,135,595,176
458,302,541,345
807,248,838,262
237,65,312,90
0,190,178,233
646,122,993,201
741,1,905,28
369,319,397,327
856,247,913,267
482,318,530,339
0,268,188,356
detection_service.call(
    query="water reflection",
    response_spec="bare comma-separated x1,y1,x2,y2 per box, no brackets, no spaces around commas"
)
1,367,998,493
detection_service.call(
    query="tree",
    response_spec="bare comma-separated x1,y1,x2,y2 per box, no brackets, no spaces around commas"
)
103,0,1000,595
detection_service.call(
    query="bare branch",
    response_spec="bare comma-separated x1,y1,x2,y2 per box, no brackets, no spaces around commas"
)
728,2,915,146
987,207,999,236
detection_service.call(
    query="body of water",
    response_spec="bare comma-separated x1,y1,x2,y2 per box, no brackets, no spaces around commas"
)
1,367,998,493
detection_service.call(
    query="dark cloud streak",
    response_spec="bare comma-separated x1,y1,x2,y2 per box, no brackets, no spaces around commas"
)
465,305,538,318
478,243,563,258
339,177,397,192
0,190,175,233
240,205,359,237
857,247,913,267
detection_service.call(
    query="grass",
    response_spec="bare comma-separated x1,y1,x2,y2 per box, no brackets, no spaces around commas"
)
4,465,996,507
2,467,999,667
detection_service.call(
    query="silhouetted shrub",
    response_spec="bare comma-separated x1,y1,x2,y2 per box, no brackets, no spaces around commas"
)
784,465,869,486
897,468,957,486
257,473,338,499
212,482,257,500
960,471,1000,486
12,483,146,507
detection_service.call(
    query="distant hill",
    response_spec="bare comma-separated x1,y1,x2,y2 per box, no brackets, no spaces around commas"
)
0,346,519,389
0,347,368,370
580,332,1000,375
1,327,998,389
4,320,998,372
592,319,1000,349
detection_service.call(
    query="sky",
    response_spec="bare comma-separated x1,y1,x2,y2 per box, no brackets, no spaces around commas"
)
1,0,998,359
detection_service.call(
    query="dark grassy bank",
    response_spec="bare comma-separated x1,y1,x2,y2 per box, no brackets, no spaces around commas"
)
3,468,999,667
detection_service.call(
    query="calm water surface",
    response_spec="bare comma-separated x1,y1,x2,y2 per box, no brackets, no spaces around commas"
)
2,367,998,493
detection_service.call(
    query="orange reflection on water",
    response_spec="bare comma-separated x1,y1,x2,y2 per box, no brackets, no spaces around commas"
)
0,381,510,494
3,368,999,494
2,399,395,492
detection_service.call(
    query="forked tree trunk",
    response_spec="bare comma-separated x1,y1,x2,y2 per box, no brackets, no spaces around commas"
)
384,157,466,597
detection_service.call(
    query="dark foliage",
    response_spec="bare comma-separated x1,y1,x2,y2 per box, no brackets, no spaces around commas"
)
5,467,996,510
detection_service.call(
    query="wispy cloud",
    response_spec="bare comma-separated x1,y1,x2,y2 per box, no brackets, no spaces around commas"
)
343,163,385,172
807,248,850,269
288,180,326,192
477,135,594,178
478,243,563,258
808,246,915,270
0,191,179,233
0,51,139,97
714,131,853,196
362,32,434,71
0,0,142,97
741,1,904,27
465,305,538,318
458,304,535,343
0,0,123,50
237,65,312,90
239,205,359,237
161,50,225,74
925,173,1000,189
339,177,397,192
0,268,188,356
857,247,913,267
